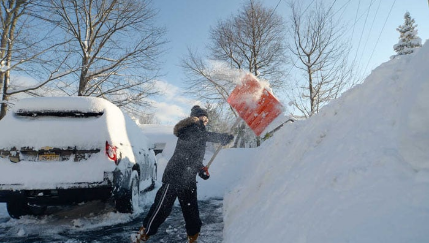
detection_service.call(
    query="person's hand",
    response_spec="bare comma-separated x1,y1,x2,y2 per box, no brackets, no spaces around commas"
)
221,134,234,146
198,166,210,180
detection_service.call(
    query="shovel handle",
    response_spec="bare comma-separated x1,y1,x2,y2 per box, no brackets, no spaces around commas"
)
206,117,241,169
206,145,222,169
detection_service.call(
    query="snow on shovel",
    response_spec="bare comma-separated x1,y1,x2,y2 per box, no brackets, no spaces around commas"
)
227,73,283,137
206,73,283,169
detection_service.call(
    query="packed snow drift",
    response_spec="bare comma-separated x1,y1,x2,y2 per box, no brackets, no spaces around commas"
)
220,41,429,242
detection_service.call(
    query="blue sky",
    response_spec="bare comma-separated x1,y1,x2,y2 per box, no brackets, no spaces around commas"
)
149,0,429,124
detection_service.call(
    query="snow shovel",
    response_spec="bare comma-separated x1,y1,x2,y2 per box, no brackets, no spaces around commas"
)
227,73,283,136
206,73,283,169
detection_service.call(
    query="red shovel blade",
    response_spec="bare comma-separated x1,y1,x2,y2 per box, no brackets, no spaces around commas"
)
227,74,283,136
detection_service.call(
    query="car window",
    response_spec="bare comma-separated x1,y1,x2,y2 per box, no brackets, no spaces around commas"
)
14,110,104,118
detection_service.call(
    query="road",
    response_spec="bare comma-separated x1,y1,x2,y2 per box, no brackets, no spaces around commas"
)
0,192,223,243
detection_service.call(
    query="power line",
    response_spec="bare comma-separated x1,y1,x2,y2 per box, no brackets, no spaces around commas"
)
350,0,361,66
273,0,282,12
267,0,283,20
327,0,338,14
303,0,317,14
362,0,397,80
354,0,377,69
358,0,382,72
333,0,353,18
284,0,317,79
269,0,316,19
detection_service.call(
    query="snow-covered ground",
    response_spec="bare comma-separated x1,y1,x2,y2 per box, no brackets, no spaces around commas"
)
220,41,429,242
1,41,429,242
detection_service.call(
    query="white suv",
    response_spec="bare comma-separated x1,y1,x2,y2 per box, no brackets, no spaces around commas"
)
0,97,157,218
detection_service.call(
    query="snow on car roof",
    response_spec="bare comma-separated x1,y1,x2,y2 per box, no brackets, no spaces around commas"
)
13,96,112,113
0,97,147,150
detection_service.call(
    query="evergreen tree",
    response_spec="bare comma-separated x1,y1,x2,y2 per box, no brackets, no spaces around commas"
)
393,11,422,58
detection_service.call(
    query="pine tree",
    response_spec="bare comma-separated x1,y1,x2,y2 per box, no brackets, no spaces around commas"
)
392,11,422,58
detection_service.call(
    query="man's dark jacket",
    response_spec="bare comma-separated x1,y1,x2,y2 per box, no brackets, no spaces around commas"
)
162,117,230,187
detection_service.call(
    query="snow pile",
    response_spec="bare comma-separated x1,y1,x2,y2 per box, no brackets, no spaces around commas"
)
222,41,429,242
198,148,259,199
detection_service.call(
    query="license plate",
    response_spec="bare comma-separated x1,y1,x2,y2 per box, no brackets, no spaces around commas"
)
39,153,60,161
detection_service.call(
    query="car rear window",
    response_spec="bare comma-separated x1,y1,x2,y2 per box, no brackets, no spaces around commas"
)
14,110,104,118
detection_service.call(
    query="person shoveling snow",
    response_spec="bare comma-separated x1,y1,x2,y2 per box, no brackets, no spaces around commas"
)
132,105,234,243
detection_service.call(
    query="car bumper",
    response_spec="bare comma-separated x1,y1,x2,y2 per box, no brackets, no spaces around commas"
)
0,155,116,190
0,172,115,204
0,171,113,191
0,186,113,205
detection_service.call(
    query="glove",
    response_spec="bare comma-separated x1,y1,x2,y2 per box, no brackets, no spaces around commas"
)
198,166,210,180
221,134,234,146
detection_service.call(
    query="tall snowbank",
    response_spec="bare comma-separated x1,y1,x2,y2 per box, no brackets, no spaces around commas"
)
222,41,429,242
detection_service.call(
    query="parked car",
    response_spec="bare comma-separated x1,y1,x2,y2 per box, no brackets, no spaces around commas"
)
0,97,157,218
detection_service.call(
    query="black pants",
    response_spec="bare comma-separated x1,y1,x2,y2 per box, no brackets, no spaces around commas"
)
143,183,202,236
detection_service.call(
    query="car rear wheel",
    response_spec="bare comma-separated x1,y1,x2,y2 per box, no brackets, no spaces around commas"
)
7,199,31,219
28,204,48,216
115,171,140,213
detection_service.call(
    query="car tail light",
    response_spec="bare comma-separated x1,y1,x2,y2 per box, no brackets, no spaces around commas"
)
105,141,118,165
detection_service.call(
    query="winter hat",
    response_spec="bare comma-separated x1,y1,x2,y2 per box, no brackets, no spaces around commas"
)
190,105,208,118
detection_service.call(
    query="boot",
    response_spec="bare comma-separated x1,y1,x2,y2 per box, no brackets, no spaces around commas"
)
188,232,199,243
131,227,150,243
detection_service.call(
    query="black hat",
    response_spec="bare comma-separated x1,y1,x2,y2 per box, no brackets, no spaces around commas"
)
190,105,208,118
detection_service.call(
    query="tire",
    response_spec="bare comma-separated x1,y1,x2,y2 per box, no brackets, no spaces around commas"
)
115,171,140,213
28,204,47,216
7,199,31,219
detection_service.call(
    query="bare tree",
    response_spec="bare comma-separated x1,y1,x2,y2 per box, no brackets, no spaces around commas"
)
181,49,239,102
0,0,75,119
205,101,235,134
287,1,354,118
183,0,286,97
0,0,29,119
182,50,257,147
210,0,287,88
38,0,166,115
136,113,159,125
182,0,287,147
